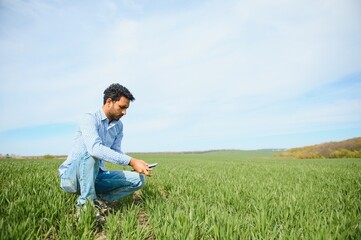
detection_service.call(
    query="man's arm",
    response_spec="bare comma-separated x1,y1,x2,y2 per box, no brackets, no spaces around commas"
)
80,113,132,166
111,123,152,175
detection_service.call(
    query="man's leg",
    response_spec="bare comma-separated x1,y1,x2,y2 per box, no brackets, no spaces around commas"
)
95,170,146,202
76,152,100,206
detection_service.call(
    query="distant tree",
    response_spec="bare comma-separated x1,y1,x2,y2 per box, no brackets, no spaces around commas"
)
284,137,361,159
330,149,361,158
43,154,55,159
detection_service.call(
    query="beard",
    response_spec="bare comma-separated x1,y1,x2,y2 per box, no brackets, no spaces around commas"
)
109,112,123,122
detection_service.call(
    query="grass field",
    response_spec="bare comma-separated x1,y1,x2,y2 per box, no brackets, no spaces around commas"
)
1,151,360,239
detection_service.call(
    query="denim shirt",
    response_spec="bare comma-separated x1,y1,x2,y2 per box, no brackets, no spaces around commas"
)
58,108,132,176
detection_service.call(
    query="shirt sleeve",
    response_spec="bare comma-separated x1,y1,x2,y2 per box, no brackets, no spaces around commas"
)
80,113,132,166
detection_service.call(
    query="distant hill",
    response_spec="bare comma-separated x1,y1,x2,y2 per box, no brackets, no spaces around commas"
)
283,137,361,159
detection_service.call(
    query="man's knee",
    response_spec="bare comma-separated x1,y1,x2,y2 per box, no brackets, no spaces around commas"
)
131,173,146,191
139,174,147,189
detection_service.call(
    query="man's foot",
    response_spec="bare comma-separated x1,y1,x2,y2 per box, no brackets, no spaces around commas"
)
75,201,109,222
95,212,106,222
75,208,106,223
93,199,113,215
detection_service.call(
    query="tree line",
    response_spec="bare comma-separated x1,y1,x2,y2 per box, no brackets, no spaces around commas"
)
281,137,361,159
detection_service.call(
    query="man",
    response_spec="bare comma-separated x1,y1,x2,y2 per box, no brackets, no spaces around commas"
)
58,83,152,216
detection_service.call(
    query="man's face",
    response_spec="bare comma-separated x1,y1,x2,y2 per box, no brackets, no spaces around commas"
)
107,96,130,122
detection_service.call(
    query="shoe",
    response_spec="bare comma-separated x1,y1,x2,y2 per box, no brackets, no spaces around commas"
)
93,199,113,215
95,212,106,222
75,202,107,222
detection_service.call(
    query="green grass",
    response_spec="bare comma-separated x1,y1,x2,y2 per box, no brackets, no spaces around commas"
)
1,151,360,239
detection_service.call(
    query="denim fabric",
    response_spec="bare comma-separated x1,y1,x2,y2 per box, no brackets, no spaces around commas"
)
60,152,146,205
78,152,100,205
60,158,79,193
96,170,146,202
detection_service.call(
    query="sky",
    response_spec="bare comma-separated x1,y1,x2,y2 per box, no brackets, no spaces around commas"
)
0,0,361,156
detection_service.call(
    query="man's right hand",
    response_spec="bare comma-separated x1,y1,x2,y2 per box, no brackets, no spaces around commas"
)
129,158,152,176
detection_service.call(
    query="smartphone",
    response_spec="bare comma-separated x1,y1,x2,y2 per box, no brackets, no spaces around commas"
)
131,163,158,171
148,163,158,168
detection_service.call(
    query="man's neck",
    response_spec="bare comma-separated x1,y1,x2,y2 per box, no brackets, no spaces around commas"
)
102,105,111,122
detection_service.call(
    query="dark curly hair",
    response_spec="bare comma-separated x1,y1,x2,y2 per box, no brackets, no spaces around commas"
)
103,83,135,104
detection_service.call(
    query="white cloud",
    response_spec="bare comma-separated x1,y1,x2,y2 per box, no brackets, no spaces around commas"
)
0,0,361,153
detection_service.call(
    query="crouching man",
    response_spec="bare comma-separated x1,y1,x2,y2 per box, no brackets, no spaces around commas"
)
58,83,152,218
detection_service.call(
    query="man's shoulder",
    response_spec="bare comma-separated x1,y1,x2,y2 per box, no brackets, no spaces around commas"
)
81,109,104,124
84,109,105,119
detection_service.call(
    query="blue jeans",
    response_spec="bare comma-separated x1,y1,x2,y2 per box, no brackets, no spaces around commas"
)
60,152,146,205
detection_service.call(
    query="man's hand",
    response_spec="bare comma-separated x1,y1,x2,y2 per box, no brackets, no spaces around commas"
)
129,158,152,176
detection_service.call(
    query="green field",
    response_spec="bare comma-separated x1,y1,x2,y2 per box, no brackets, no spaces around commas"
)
1,151,360,239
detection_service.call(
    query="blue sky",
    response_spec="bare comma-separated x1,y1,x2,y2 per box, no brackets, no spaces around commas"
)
0,0,361,156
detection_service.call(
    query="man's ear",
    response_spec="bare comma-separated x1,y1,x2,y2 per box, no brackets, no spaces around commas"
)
105,98,113,107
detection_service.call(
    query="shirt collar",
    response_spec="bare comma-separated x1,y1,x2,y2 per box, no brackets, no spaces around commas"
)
100,108,118,127
100,108,108,121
